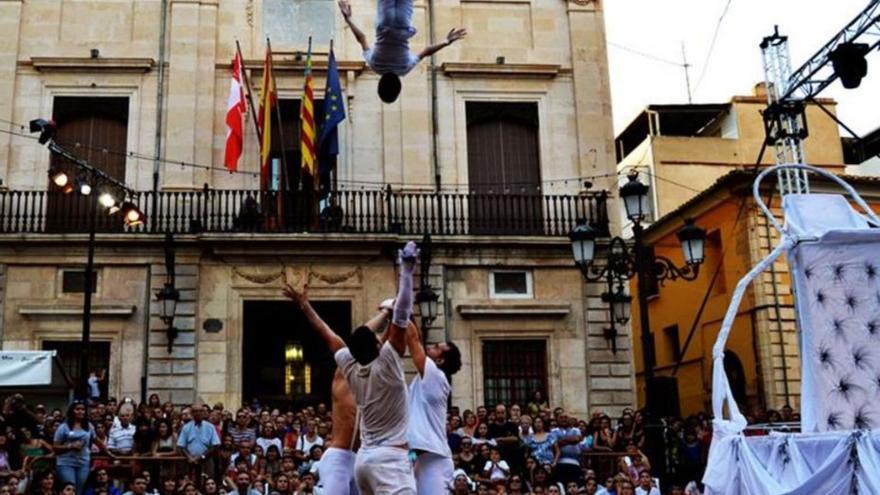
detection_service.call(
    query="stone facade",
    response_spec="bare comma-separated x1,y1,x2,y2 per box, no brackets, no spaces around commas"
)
0,0,634,416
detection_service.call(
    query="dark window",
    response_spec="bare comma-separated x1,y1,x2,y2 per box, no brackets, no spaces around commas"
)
42,340,110,399
483,339,547,407
47,97,129,233
61,270,97,293
466,102,542,235
663,324,681,361
491,271,531,297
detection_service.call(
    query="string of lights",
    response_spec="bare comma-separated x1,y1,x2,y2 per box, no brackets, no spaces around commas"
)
0,120,620,191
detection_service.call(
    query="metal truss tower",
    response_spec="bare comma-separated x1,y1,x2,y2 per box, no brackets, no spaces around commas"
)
760,1,880,195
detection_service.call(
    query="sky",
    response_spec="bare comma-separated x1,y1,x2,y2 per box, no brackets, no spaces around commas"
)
603,0,879,137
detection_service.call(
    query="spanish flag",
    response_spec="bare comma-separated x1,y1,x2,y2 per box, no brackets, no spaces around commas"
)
300,38,317,190
258,40,277,191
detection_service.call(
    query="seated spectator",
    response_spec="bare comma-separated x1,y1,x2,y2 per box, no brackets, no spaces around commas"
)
481,447,510,484
255,424,281,456
57,482,76,495
456,437,482,477
202,478,219,495
19,426,52,472
593,415,616,452
617,477,635,495
451,469,475,495
548,483,564,495
618,442,651,483
107,403,136,456
121,476,147,495
270,473,292,495
297,446,322,477
157,478,176,495
473,423,495,446
508,474,526,495
634,471,659,495
180,481,200,495
83,469,121,495
294,421,322,455
457,410,479,440
294,472,315,495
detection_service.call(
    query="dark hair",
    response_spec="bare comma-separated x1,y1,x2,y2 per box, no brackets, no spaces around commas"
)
65,400,86,428
349,326,380,365
439,341,462,377
377,73,402,103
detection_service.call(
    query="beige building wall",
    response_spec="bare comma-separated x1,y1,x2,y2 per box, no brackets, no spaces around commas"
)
0,0,632,415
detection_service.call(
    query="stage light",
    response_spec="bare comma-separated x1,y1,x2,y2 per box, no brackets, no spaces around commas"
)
830,43,870,89
98,190,116,209
29,119,57,145
120,201,144,226
48,167,69,188
77,179,92,196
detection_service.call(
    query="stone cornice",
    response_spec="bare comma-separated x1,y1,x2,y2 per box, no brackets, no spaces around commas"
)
19,305,136,317
440,62,561,78
29,57,155,73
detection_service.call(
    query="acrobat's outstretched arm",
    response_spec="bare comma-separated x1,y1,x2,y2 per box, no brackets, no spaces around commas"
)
387,241,418,356
339,1,371,51
418,28,468,60
283,283,345,353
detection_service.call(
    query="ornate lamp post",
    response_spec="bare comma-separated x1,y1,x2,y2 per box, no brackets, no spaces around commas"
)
154,234,180,353
569,171,706,477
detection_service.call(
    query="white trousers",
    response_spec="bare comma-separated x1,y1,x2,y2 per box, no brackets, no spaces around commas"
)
414,452,454,494
317,447,359,495
354,446,416,495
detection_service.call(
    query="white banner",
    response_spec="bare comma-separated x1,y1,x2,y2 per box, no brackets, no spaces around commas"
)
0,351,55,386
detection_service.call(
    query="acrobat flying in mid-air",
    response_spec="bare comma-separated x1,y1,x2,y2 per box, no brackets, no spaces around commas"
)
338,0,467,103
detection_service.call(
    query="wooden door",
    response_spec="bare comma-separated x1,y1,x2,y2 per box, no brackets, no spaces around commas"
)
466,102,543,235
47,97,129,232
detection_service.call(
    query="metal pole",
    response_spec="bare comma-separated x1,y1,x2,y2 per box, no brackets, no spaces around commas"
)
633,219,666,477
152,0,169,232
79,197,97,401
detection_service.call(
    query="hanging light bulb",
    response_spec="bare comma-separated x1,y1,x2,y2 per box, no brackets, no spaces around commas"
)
77,179,92,196
48,167,69,188
120,201,145,226
98,190,117,209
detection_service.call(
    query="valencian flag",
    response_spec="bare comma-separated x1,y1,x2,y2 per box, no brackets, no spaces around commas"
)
224,50,246,172
300,39,317,190
318,43,345,198
258,40,277,191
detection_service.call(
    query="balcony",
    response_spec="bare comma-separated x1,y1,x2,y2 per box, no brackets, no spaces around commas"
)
0,187,609,238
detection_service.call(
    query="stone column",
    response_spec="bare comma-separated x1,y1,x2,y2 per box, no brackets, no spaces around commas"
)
0,1,23,186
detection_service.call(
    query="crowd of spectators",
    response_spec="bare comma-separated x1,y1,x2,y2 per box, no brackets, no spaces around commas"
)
0,386,745,495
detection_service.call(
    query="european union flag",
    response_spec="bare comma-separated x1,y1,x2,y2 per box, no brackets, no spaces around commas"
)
318,47,345,197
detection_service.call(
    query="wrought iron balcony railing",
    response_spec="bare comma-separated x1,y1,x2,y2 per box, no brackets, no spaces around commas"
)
0,187,609,238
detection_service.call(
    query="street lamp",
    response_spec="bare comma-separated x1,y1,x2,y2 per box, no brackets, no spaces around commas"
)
155,234,179,353
569,172,706,479
417,285,440,329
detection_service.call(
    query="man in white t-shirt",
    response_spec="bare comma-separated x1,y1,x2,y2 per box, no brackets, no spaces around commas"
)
338,0,466,103
283,283,394,495
283,241,420,494
405,317,462,493
634,471,661,495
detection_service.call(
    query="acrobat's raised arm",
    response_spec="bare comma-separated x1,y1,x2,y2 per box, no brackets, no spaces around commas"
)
339,1,371,51
418,28,467,60
283,284,346,353
387,241,418,356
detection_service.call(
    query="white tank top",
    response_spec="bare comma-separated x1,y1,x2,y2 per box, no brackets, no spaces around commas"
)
407,358,452,457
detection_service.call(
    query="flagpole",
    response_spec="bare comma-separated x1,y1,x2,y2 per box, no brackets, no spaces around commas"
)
267,39,290,198
236,40,262,143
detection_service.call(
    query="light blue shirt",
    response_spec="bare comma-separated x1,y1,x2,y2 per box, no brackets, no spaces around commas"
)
177,420,220,457
54,422,95,467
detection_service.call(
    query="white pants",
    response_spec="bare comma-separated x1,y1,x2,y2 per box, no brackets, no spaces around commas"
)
317,447,359,495
414,452,454,494
354,446,416,495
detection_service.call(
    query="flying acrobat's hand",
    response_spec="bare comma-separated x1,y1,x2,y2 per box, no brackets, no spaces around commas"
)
338,0,352,19
398,241,419,275
282,283,309,308
446,28,468,44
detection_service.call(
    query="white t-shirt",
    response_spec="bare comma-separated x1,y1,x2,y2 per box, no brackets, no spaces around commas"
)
296,435,324,454
407,358,451,457
482,460,510,482
88,376,100,398
335,342,408,448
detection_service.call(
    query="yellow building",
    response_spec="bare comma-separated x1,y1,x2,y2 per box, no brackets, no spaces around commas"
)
616,86,872,416
0,0,634,416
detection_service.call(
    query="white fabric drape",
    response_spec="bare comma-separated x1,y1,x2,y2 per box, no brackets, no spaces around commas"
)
705,184,880,494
